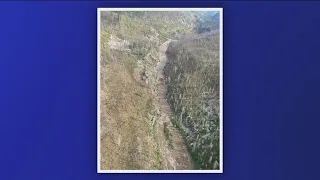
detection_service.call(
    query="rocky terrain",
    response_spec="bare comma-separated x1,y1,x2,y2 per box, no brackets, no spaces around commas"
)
99,11,220,170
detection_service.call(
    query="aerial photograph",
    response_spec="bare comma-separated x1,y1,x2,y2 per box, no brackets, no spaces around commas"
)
98,8,222,172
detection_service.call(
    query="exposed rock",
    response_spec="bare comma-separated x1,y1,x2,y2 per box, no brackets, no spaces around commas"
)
108,35,131,51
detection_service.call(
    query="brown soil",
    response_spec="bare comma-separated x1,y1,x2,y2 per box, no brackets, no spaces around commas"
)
154,40,193,170
99,40,192,170
100,61,157,170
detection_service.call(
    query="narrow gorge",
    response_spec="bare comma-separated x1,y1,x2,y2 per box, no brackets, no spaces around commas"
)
99,10,221,170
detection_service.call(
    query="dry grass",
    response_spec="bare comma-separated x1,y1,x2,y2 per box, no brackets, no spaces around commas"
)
100,59,158,169
99,11,216,170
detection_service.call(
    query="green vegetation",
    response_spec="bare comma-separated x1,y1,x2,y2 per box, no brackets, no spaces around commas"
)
100,10,220,170
155,143,163,169
163,122,174,149
164,33,220,170
145,98,155,117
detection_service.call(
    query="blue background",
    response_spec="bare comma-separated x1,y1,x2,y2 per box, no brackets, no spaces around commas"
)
1,1,320,179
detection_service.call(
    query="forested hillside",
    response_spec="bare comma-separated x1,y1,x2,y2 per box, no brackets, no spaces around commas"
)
100,10,221,170
165,32,220,169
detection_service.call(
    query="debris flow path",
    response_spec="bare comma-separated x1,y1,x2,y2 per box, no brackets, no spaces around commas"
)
155,40,193,170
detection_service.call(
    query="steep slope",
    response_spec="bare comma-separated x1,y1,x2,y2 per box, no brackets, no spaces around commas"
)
194,11,220,33
100,11,199,170
154,40,193,169
164,33,220,170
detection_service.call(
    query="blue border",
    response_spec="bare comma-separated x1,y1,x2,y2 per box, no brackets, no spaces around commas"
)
1,1,320,180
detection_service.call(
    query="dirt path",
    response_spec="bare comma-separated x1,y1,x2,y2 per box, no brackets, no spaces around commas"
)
155,40,193,170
